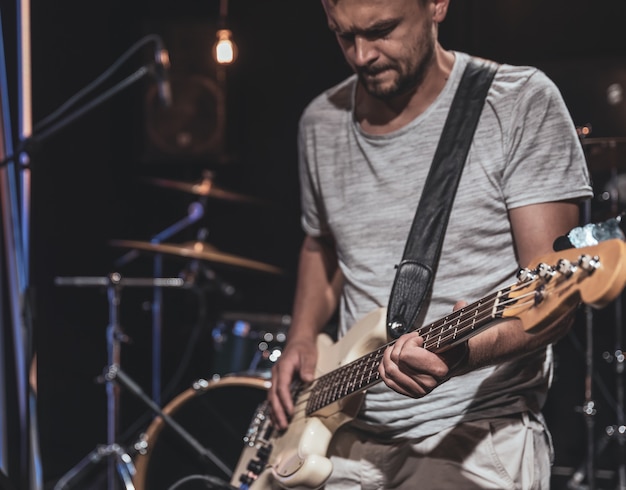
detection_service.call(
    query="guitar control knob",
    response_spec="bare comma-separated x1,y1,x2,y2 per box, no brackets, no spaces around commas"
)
247,458,264,474
239,473,254,485
257,444,271,460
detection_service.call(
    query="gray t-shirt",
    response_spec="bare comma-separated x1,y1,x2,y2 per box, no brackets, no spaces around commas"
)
297,51,593,440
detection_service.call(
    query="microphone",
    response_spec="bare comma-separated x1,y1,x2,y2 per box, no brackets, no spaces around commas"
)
553,214,625,251
154,41,172,107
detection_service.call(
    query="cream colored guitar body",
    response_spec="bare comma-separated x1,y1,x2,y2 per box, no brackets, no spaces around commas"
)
232,308,388,489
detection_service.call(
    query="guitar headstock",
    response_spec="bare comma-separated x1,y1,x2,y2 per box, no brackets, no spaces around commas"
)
502,238,626,331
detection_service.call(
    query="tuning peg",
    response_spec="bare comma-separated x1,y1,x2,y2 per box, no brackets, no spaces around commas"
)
516,268,536,283
578,254,600,273
555,258,576,278
536,263,556,282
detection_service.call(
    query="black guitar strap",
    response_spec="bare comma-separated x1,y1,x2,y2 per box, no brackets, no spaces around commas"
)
386,58,499,339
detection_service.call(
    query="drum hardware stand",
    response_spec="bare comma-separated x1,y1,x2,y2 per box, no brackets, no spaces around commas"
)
178,249,238,301
113,259,238,447
52,444,135,490
567,301,626,490
153,257,236,410
564,206,626,489
104,365,233,480
114,200,205,408
599,295,626,490
567,304,599,490
53,273,185,490
604,158,626,490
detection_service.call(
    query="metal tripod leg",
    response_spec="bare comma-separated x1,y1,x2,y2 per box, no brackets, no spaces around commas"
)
52,444,135,490
106,365,233,479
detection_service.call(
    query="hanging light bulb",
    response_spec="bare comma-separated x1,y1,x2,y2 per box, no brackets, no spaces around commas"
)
213,29,237,65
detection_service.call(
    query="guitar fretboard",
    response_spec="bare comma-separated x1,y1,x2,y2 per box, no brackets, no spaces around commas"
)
305,288,510,415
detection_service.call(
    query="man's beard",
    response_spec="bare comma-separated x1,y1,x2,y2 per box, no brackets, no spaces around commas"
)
358,32,436,101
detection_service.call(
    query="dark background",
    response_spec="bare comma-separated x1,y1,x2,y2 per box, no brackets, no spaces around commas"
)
1,0,626,488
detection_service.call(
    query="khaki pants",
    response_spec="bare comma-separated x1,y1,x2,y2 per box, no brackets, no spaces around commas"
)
326,412,552,490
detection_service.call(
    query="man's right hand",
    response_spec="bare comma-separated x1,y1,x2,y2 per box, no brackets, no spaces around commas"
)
268,338,318,430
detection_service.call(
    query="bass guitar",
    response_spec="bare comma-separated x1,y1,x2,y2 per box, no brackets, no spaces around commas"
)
231,239,626,490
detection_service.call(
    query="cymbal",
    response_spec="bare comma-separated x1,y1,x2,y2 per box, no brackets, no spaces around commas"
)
142,175,261,204
581,137,626,171
109,239,283,274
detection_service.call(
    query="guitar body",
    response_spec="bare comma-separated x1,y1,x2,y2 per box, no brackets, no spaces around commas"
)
231,308,389,490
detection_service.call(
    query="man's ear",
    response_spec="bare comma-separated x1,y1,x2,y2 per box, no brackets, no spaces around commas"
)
432,0,450,23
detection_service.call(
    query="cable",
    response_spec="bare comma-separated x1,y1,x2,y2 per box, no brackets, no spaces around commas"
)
115,312,208,447
33,33,163,133
0,34,165,169
116,287,218,447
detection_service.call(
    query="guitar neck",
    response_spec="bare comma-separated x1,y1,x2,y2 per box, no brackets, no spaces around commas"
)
305,287,510,415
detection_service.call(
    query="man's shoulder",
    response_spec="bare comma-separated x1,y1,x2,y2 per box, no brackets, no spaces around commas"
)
301,75,356,126
461,55,563,116
488,58,560,101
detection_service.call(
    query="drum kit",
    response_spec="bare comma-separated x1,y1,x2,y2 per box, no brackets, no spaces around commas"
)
53,172,289,490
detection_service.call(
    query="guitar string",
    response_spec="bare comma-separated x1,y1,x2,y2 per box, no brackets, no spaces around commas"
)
305,272,576,412
305,300,504,413
304,289,535,413
421,287,544,350
313,281,528,385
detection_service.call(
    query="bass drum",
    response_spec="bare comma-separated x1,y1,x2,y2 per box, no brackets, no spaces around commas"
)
133,373,271,490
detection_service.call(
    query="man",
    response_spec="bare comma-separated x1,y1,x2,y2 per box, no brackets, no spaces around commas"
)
268,0,593,488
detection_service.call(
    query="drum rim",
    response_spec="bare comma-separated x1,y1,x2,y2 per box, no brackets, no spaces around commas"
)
133,373,271,490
